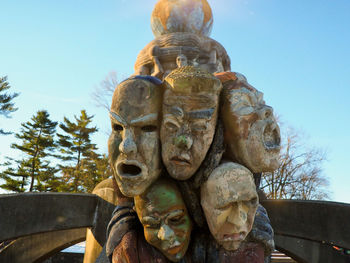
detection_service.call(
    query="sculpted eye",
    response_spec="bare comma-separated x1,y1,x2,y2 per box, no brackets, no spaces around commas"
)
218,204,231,211
249,197,258,206
168,215,184,225
113,124,123,132
145,223,160,229
165,120,178,132
192,121,207,132
142,217,160,228
141,125,157,132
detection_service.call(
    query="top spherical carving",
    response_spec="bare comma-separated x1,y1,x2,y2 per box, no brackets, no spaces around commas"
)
151,0,213,37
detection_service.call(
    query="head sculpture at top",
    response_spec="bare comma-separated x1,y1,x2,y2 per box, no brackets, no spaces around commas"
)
161,66,222,180
108,76,163,197
215,72,281,173
151,0,213,38
135,0,229,79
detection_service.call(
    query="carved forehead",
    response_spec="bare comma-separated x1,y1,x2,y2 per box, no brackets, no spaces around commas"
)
225,86,265,107
135,178,185,215
202,163,257,205
163,89,218,111
111,78,162,120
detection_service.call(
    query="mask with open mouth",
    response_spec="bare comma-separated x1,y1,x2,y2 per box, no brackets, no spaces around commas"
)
216,71,281,173
108,76,163,197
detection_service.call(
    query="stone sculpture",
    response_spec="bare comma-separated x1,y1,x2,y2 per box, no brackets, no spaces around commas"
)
134,32,231,79
135,178,192,262
87,1,282,262
108,76,163,197
201,162,259,251
215,72,281,173
161,66,222,180
151,0,213,38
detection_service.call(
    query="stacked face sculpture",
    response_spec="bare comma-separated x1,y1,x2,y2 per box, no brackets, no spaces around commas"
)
103,1,281,262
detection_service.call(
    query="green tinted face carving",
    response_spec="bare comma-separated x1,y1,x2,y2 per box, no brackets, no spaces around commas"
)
135,178,192,262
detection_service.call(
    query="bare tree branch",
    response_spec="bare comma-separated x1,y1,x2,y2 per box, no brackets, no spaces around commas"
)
91,71,119,110
261,125,330,200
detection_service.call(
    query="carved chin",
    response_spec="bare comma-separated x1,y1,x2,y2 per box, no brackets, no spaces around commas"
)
221,240,243,251
166,162,194,180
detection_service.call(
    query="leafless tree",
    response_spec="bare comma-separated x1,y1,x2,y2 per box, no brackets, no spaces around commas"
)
261,127,330,200
91,71,119,110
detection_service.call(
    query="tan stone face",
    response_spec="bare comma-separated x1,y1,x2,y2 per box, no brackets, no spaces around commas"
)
222,78,281,173
201,163,259,251
108,78,162,197
176,54,188,68
135,179,192,262
161,89,218,180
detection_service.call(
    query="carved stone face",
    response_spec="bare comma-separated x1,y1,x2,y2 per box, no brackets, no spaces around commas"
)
135,178,192,262
161,67,221,180
201,162,259,251
176,54,188,68
219,73,281,173
108,77,162,197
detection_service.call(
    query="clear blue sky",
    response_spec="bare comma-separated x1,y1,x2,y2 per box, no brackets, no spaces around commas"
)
0,0,349,202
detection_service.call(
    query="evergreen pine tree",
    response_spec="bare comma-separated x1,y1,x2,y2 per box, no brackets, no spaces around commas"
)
0,110,58,192
57,110,104,192
0,76,19,135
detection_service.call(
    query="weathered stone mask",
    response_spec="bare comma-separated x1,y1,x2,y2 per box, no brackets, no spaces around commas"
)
216,72,281,173
135,178,192,262
201,162,259,251
161,66,222,180
108,76,163,197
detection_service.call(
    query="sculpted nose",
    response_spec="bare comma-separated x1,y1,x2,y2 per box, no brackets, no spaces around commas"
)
227,203,247,227
119,129,137,154
174,134,193,150
157,224,175,242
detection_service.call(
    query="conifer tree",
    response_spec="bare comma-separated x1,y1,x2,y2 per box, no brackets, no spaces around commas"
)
57,110,104,192
0,76,19,135
0,110,58,192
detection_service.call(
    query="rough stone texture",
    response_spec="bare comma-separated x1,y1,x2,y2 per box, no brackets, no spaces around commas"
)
201,162,259,251
151,0,213,37
261,199,350,250
43,252,84,263
84,178,120,263
108,76,163,197
0,228,86,263
248,204,275,256
0,193,97,242
275,235,350,263
161,66,222,181
216,71,281,173
134,32,231,79
134,178,192,262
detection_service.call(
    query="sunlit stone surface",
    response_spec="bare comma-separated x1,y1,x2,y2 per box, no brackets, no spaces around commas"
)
151,0,213,37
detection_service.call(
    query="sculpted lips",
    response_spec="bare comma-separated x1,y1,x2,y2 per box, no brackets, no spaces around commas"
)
117,160,144,178
223,232,245,241
263,122,281,150
170,153,191,166
165,240,184,255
